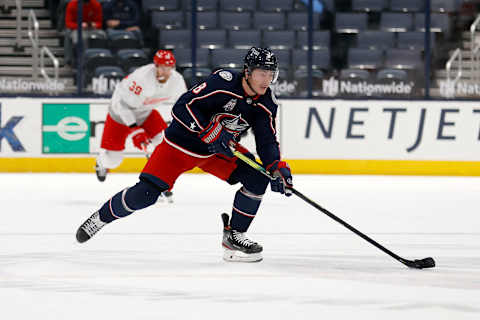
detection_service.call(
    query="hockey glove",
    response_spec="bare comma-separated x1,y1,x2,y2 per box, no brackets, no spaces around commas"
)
199,121,234,157
267,160,293,196
132,131,151,152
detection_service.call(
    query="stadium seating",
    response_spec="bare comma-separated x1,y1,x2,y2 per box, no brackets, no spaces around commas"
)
219,12,252,30
229,30,261,49
352,0,387,12
142,0,179,13
356,31,394,50
116,49,149,72
263,30,296,50
380,13,413,32
150,11,184,30
197,30,227,49
258,0,294,12
297,31,330,50
348,48,383,70
253,12,286,31
219,0,256,12
389,0,423,12
335,13,368,33
174,48,210,68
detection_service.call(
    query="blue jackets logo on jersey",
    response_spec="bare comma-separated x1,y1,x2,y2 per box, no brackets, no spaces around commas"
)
212,113,249,136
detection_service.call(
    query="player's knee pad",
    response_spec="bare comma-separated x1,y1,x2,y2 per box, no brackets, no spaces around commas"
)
98,150,123,169
124,179,163,210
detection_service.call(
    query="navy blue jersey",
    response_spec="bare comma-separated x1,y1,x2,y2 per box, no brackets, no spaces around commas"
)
165,69,281,167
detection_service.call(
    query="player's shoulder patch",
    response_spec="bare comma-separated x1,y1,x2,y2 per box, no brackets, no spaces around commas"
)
218,70,233,81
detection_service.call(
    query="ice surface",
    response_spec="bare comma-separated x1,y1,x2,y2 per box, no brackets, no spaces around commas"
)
0,173,479,319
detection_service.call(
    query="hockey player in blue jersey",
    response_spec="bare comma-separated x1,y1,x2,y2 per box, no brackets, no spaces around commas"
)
76,47,293,262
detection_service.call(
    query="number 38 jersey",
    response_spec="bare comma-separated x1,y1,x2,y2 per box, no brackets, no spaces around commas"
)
109,63,187,127
165,69,281,168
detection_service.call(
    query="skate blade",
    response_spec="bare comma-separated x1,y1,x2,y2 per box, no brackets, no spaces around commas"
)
223,249,263,263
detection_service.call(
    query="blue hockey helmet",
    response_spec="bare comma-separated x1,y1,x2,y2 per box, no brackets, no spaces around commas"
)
243,47,279,83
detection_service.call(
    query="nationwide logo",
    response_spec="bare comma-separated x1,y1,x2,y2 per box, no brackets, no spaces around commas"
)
438,80,480,98
42,104,90,153
322,77,414,97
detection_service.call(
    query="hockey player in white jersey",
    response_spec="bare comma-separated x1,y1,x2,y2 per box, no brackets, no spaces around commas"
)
96,49,187,198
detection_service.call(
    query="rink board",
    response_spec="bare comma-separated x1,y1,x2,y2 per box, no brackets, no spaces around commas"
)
0,98,479,175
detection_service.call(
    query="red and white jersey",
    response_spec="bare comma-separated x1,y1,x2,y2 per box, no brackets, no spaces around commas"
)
109,63,187,127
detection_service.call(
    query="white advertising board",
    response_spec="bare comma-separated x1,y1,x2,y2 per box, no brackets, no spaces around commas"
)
282,99,480,161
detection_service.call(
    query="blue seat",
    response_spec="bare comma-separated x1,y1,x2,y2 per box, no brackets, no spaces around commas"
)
219,0,256,12
183,0,218,11
397,32,435,51
258,0,293,12
229,30,261,49
377,69,408,81
352,0,387,12
431,0,458,13
107,30,141,52
219,12,251,30
274,49,292,70
197,29,227,49
158,29,191,49
182,68,212,87
385,49,422,69
84,48,117,76
335,13,368,33
292,49,330,70
94,65,125,80
150,11,184,30
173,48,210,68
186,11,218,29
263,30,295,50
390,0,423,12
286,12,320,31
142,0,179,13
116,49,149,71
380,13,413,32
293,69,325,97
297,31,330,50
211,48,246,69
348,48,383,70
87,29,108,49
340,69,370,80
415,13,451,35
253,12,285,31
357,31,394,50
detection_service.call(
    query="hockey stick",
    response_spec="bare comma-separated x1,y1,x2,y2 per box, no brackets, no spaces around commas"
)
233,151,435,269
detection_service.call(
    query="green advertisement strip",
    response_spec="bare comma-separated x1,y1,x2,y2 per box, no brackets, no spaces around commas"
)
42,104,90,154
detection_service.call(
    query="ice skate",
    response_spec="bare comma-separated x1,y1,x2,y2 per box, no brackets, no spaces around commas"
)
221,213,263,262
76,211,107,243
156,191,173,204
95,161,108,182
162,190,174,203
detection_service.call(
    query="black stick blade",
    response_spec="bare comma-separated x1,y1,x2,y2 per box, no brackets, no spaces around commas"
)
406,257,436,269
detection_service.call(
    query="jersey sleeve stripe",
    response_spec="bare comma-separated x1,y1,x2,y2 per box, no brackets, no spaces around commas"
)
183,90,244,130
171,110,200,133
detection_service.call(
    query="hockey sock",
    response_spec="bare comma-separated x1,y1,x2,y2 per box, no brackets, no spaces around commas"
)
99,179,163,223
230,187,263,232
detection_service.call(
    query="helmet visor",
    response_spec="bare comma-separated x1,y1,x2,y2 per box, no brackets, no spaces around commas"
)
249,67,279,84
